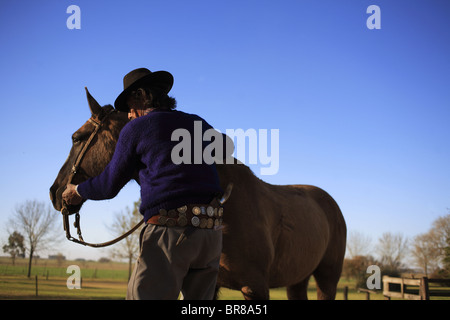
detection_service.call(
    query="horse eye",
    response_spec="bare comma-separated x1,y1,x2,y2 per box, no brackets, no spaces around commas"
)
72,135,81,144
72,131,90,144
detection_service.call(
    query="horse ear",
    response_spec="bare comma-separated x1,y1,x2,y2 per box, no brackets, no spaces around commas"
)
85,87,102,115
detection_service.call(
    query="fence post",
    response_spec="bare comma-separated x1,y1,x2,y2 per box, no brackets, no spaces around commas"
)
35,275,38,297
343,286,348,300
401,277,404,299
419,277,430,300
382,275,389,299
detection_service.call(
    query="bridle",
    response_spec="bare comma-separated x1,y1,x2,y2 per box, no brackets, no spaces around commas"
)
61,107,144,247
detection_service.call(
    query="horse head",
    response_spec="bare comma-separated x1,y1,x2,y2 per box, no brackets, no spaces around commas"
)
49,88,129,214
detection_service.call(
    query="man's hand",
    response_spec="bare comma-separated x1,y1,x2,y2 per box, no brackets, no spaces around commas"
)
62,184,83,206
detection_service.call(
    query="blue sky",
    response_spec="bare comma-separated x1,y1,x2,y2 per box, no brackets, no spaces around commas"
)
0,0,449,260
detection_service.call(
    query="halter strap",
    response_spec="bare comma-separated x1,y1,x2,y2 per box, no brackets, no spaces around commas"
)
66,117,104,185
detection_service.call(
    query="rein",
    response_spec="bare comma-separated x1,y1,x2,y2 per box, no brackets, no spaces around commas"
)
61,108,144,248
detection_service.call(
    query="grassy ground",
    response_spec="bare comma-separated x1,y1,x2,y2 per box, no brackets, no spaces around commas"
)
2,275,375,300
0,275,127,300
0,257,408,300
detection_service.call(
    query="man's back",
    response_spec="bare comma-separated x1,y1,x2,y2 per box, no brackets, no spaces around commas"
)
127,109,223,220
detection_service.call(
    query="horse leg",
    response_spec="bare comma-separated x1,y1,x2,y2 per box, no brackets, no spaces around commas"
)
286,276,310,300
213,285,221,300
312,262,341,300
313,231,345,299
241,283,269,300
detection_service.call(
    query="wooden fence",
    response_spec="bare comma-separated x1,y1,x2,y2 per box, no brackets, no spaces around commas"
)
383,276,450,300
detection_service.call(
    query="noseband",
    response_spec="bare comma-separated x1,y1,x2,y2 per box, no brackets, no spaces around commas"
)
61,108,144,247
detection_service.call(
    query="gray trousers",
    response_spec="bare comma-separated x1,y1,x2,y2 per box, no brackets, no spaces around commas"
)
126,224,222,300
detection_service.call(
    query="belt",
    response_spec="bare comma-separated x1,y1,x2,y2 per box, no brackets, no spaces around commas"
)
147,204,224,229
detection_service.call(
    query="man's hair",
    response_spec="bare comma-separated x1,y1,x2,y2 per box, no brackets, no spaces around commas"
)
130,87,177,110
152,92,177,110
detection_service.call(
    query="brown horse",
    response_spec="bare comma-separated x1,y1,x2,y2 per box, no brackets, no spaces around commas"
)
50,90,347,300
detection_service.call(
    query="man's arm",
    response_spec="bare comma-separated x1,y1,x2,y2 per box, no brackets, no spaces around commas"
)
72,123,138,202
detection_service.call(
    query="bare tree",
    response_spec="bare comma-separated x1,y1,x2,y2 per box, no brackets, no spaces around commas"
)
376,232,409,272
411,212,450,276
110,200,143,280
411,232,440,276
346,230,372,258
7,200,60,277
429,213,450,261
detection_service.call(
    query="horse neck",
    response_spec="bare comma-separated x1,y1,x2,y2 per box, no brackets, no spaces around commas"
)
114,111,130,130
112,112,141,182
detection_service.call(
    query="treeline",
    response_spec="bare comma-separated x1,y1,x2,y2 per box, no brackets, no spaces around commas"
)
343,211,450,288
3,199,450,287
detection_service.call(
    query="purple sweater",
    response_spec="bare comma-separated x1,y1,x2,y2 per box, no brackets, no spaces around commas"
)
77,110,224,221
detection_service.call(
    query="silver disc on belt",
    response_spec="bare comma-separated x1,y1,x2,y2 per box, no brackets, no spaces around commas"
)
192,206,201,216
218,207,224,217
166,218,176,227
207,218,214,229
177,216,187,227
199,218,207,229
168,209,178,218
191,216,200,227
200,206,206,215
158,216,168,225
206,206,214,217
177,205,187,214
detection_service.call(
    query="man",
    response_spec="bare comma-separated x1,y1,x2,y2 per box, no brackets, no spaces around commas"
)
62,68,229,299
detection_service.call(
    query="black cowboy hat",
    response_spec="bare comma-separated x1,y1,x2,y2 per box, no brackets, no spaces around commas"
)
114,68,174,112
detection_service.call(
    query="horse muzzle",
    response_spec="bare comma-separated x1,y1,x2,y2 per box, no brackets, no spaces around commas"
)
49,184,63,211
50,184,83,214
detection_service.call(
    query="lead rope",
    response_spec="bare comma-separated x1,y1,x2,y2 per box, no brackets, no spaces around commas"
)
63,212,144,248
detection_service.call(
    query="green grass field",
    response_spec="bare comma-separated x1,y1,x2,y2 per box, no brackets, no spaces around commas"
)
0,257,402,300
